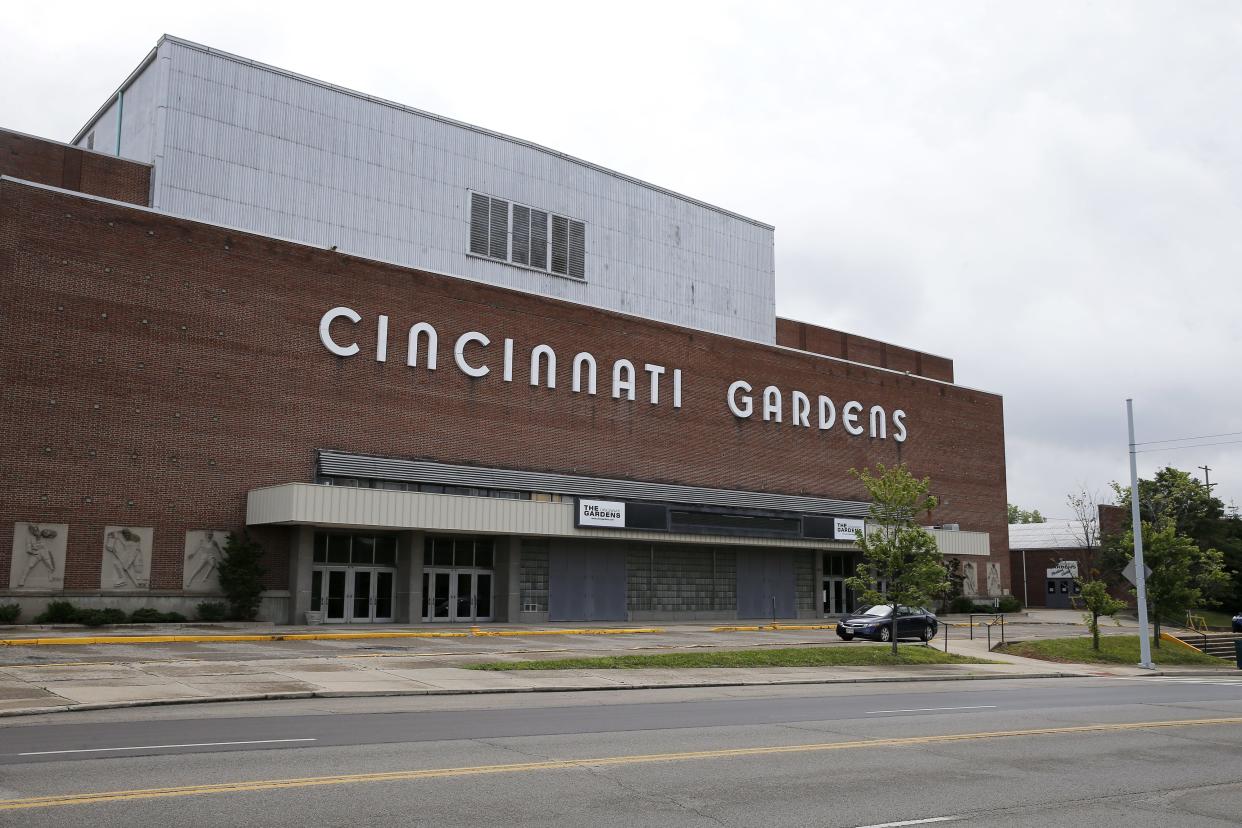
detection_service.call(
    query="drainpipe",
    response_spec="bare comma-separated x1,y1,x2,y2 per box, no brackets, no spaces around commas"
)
1021,550,1028,608
114,90,124,156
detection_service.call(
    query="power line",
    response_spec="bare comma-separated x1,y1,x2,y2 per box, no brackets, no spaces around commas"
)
1135,430,1242,446
1134,438,1242,454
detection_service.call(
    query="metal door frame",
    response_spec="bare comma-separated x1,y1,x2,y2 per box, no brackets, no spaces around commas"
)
314,565,396,623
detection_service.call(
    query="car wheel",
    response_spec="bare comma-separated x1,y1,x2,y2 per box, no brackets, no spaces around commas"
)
920,624,934,642
838,633,854,641
879,625,892,642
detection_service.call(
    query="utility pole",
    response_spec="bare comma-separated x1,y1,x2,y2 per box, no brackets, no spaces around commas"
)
1127,399,1155,670
1199,465,1214,493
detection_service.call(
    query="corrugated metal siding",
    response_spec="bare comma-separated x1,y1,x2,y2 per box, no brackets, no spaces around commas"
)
928,528,990,557
151,40,775,343
318,450,871,516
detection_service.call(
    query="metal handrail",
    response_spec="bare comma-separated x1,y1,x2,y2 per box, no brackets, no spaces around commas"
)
968,613,1007,650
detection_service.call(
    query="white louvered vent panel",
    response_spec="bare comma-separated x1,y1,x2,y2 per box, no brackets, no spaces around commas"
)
550,214,569,275
511,204,531,266
469,193,490,256
488,197,509,259
530,209,548,270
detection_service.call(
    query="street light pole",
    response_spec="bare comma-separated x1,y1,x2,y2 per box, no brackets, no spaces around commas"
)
1127,399,1155,670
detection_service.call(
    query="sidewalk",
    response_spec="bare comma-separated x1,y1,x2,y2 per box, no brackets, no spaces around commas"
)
0,621,1217,719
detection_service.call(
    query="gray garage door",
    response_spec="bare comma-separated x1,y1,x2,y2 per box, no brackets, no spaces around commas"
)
548,545,628,621
736,549,796,619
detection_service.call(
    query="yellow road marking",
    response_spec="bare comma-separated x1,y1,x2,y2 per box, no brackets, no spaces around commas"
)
1,716,1239,811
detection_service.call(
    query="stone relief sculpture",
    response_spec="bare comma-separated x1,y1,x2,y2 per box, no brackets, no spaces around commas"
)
101,526,153,590
986,562,1003,597
9,522,68,591
183,530,229,591
961,560,978,597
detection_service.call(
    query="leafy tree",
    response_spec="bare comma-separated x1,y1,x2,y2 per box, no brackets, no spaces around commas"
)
1110,467,1224,539
1105,467,1240,612
1008,504,1047,524
1118,522,1230,647
217,532,267,621
1076,578,1125,651
845,464,949,655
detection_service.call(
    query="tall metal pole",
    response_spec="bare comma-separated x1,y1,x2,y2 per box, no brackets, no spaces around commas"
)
1127,399,1155,669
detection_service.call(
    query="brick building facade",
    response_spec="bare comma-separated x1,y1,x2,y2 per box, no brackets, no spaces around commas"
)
0,39,1008,624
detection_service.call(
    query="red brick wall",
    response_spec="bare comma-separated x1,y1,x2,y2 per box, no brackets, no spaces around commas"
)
1,180,1008,593
776,318,954,383
0,129,151,207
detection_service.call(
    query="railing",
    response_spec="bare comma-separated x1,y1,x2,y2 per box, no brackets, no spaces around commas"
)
969,613,1007,650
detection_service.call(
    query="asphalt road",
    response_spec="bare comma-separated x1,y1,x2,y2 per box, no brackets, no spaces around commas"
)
3,676,1241,826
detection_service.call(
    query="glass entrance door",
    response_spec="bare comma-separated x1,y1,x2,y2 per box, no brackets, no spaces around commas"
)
322,568,348,623
822,578,855,616
314,566,395,623
424,569,493,622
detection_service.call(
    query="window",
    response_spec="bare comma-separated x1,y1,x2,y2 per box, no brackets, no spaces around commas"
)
86,132,94,150
469,191,584,279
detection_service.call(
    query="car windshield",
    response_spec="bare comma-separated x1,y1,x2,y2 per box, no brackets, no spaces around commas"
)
858,605,892,617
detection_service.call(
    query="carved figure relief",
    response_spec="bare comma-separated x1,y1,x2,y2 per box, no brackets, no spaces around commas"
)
101,526,153,591
9,522,68,591
986,562,1003,597
961,561,978,597
183,530,229,591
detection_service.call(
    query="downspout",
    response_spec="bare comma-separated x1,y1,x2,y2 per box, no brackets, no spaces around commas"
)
114,90,124,156
1021,549,1028,607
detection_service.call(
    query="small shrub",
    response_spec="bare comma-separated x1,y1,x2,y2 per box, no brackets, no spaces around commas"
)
949,596,977,614
76,608,128,627
161,611,187,623
997,596,1022,613
0,603,20,624
127,607,164,624
36,600,81,624
196,601,228,622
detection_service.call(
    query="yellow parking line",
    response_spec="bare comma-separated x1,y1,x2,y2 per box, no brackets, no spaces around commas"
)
1,716,1238,811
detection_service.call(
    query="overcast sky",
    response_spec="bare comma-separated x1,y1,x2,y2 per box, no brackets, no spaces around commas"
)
6,1,1240,519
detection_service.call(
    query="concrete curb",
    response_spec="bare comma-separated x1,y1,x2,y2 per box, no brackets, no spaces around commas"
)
0,671,1081,719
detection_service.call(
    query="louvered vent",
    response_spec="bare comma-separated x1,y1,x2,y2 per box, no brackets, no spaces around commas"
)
467,191,583,279
530,210,548,270
469,193,489,256
511,204,531,266
488,197,509,259
568,220,585,279
550,214,569,275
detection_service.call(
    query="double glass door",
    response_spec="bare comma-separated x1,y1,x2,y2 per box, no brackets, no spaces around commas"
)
424,569,493,622
314,567,395,623
822,578,854,615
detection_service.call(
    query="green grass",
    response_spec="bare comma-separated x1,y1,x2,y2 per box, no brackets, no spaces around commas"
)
997,635,1229,667
1184,609,1236,630
467,645,995,671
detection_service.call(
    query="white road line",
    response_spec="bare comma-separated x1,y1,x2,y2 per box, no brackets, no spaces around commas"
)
18,738,317,756
864,705,997,715
853,816,961,828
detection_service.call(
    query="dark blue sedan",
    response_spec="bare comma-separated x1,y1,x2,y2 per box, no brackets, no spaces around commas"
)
835,605,938,643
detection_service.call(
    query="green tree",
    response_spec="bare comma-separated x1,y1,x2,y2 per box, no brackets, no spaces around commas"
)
1118,522,1230,647
1110,467,1223,538
1076,579,1125,651
1008,504,1047,524
845,464,949,655
217,532,267,621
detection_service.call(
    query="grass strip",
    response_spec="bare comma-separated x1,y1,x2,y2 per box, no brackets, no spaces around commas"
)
467,645,995,670
997,635,1229,666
